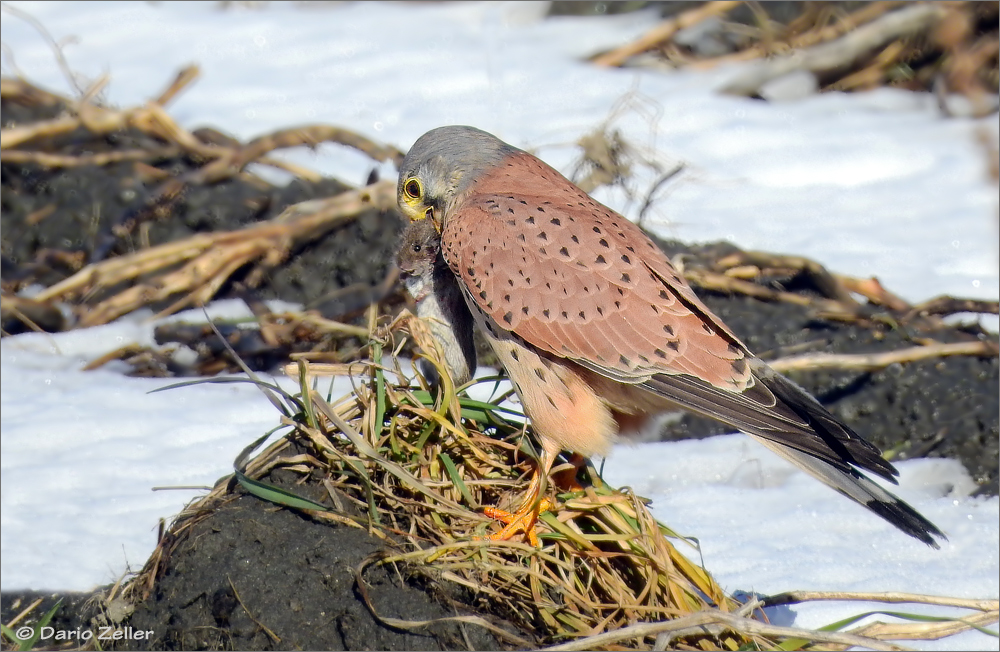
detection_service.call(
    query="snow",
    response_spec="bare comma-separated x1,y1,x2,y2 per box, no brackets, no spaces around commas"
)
2,2,997,649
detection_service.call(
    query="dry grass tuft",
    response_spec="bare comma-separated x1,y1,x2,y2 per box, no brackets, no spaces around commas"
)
277,313,755,649
114,314,997,651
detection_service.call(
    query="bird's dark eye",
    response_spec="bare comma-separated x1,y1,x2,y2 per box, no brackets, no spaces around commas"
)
404,178,422,200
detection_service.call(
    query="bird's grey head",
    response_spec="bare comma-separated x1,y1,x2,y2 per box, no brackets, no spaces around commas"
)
397,126,515,227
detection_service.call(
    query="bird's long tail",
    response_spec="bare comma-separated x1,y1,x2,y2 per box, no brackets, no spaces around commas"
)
643,359,946,548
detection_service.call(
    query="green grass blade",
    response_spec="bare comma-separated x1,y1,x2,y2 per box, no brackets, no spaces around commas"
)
456,397,525,418
348,458,382,525
233,425,288,472
408,389,434,407
439,452,477,508
2,599,63,651
297,361,319,430
401,388,524,432
0,625,23,649
149,376,301,416
234,469,331,511
372,342,387,438
414,420,438,450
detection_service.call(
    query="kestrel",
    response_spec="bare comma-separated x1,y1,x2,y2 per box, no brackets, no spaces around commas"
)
396,125,945,548
396,219,477,386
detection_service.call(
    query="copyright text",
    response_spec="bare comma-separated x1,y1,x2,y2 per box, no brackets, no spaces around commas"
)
14,626,154,642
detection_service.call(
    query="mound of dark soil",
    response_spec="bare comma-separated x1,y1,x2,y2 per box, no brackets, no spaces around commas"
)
0,480,515,652
118,473,511,651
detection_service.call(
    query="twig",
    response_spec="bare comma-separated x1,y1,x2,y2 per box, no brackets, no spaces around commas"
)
852,609,998,642
761,591,999,647
830,38,907,91
716,250,860,306
1,2,85,96
183,124,404,186
637,164,684,227
255,155,324,183
227,577,281,644
746,1,779,57
81,344,148,371
764,590,999,612
0,77,66,106
3,597,45,629
353,553,537,649
836,275,911,312
684,267,856,317
690,1,906,70
720,4,948,96
0,293,66,333
282,360,374,378
71,107,401,257
0,72,204,150
33,180,396,326
592,1,742,67
288,314,373,338
540,609,909,651
769,340,997,373
1,147,182,167
1,74,403,174
907,295,1000,319
153,65,200,106
976,125,999,184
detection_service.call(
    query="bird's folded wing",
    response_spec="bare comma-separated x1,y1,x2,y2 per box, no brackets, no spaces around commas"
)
442,193,752,390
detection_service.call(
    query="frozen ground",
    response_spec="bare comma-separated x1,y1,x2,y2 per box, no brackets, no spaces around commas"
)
2,2,998,649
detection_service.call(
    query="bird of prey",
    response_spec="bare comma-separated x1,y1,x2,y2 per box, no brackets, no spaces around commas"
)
395,125,945,548
396,218,477,387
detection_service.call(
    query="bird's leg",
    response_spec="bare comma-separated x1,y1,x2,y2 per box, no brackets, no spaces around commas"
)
550,452,587,493
482,444,559,546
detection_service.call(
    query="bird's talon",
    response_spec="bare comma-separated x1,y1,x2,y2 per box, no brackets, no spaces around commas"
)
479,497,553,546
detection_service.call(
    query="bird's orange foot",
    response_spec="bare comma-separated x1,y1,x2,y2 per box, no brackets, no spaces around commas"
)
480,497,554,546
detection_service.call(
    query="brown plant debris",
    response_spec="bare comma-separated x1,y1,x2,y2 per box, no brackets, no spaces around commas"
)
26,179,397,328
592,1,999,115
2,71,404,334
681,246,999,330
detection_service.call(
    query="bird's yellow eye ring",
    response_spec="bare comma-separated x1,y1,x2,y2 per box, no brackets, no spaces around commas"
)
403,178,422,200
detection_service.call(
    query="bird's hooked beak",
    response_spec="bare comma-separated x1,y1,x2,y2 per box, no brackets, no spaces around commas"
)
397,176,442,232
415,206,441,233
